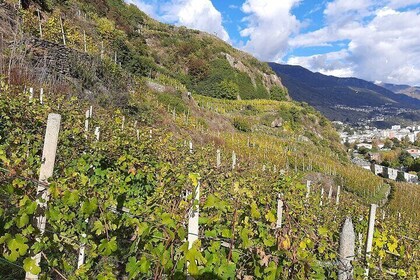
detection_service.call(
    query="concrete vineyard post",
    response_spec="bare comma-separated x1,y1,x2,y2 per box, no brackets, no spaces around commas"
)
328,186,332,201
84,110,89,132
320,188,324,207
149,129,152,139
89,106,93,118
336,185,341,205
136,129,140,141
306,180,311,199
39,88,43,104
365,204,377,276
25,114,61,280
77,218,88,269
338,217,355,280
187,181,200,278
29,87,34,100
276,197,283,229
95,127,100,142
216,149,221,168
189,141,193,154
232,151,237,170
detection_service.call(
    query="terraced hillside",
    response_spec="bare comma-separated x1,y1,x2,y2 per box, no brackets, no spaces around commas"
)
0,0,419,279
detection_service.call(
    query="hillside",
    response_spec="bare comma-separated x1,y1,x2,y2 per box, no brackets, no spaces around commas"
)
4,0,287,102
269,63,420,126
376,82,420,100
1,0,420,279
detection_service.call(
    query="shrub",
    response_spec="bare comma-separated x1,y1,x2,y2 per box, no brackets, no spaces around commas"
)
157,92,187,113
233,117,252,132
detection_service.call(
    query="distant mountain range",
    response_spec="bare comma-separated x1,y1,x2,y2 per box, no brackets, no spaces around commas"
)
269,63,420,126
375,82,420,100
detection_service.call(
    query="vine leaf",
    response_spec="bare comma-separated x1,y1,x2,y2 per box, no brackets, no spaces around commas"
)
23,257,41,275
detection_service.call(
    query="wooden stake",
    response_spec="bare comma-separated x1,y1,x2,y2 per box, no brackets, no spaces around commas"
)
83,30,87,52
37,10,43,38
60,17,66,46
216,149,221,168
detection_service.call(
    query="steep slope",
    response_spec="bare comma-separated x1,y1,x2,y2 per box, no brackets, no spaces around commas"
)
269,63,420,125
14,0,287,101
377,82,420,100
1,0,420,279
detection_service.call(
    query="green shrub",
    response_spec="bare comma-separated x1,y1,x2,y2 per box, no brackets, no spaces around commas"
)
233,117,252,132
270,86,288,101
157,92,187,113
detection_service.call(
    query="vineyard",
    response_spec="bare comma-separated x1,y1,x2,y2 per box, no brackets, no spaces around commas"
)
0,0,420,279
1,80,420,279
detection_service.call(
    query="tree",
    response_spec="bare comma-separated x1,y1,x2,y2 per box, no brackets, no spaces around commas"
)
399,150,414,167
384,139,393,149
217,79,239,100
396,172,406,182
270,86,287,101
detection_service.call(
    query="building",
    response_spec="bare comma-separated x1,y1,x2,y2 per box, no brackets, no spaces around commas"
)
406,148,420,159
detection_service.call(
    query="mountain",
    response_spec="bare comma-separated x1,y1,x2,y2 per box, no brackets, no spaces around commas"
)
376,82,420,100
268,63,420,125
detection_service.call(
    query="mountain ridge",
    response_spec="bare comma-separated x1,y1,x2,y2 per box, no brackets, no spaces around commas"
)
268,62,420,125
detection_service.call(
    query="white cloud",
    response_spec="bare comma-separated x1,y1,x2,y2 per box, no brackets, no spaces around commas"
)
239,0,301,61
288,1,420,85
287,50,355,77
387,0,420,9
125,0,230,42
164,0,230,41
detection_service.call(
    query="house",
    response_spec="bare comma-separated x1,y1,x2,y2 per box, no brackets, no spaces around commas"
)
406,148,420,159
368,153,381,162
356,143,373,150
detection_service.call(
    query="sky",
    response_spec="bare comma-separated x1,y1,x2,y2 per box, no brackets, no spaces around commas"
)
125,0,420,86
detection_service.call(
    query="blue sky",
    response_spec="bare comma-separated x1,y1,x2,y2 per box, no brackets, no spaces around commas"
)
126,0,420,86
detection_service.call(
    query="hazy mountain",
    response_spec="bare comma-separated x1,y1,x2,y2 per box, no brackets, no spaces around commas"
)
375,82,420,100
268,63,420,125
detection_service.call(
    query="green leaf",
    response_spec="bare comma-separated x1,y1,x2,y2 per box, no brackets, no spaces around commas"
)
251,202,261,219
6,235,29,262
203,194,217,209
93,220,104,235
63,190,79,206
16,214,29,228
81,198,98,215
317,227,329,237
139,256,150,273
23,257,41,275
98,237,117,256
126,257,140,279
